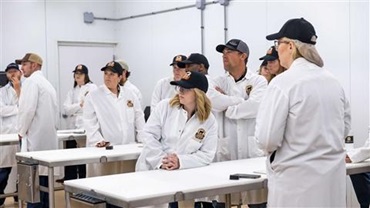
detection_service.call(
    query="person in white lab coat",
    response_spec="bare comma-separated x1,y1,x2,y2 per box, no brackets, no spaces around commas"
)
255,18,351,207
150,55,187,112
346,131,370,208
117,60,143,108
136,71,217,208
84,61,145,147
0,63,21,207
259,45,285,76
16,53,59,208
194,39,267,208
57,64,97,183
258,60,274,84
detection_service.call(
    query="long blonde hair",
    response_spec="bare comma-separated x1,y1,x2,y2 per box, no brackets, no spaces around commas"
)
169,88,212,122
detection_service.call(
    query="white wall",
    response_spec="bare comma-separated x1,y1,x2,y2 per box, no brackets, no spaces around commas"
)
1,0,369,146
113,0,369,147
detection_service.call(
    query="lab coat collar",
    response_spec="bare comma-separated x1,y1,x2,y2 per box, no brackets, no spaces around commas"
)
102,84,122,98
226,67,253,82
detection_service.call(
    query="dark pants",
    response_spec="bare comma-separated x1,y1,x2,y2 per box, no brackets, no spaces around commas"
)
27,176,48,208
0,167,12,205
64,140,86,180
350,172,370,208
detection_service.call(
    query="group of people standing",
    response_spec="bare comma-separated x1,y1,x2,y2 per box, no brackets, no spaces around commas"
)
0,17,369,208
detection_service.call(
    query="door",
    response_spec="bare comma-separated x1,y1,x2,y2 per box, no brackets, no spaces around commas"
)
57,42,116,129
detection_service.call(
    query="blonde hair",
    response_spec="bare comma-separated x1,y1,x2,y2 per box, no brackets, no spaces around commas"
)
285,38,323,67
169,88,212,122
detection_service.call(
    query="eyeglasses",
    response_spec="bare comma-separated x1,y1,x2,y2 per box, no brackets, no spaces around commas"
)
274,40,291,48
175,86,192,94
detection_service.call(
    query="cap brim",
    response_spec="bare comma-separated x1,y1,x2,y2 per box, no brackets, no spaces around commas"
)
216,44,226,53
259,56,266,61
15,59,23,65
101,66,118,73
266,32,282,40
170,80,193,89
264,55,278,61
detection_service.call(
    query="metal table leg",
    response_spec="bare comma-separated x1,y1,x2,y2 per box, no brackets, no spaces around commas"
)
48,167,55,208
65,191,71,208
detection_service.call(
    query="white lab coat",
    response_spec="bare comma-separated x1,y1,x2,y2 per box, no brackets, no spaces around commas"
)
0,83,19,168
136,99,218,171
347,129,370,163
255,58,351,207
83,85,145,147
212,70,267,161
150,77,177,112
197,70,267,205
123,80,144,109
18,70,59,175
63,82,97,129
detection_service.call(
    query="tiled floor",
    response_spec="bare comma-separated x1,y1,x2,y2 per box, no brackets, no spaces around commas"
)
3,190,65,208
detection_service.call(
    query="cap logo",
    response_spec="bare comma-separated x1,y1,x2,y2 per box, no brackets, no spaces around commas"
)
246,85,253,96
77,65,83,70
228,40,239,47
175,55,183,62
267,48,273,55
310,35,317,43
107,62,115,67
195,128,205,140
182,71,191,80
127,100,133,107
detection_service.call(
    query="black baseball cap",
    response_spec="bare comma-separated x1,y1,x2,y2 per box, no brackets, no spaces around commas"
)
5,63,20,72
177,53,210,69
73,64,88,74
101,61,124,75
259,46,278,61
170,55,187,66
216,39,249,55
266,18,317,45
170,71,208,93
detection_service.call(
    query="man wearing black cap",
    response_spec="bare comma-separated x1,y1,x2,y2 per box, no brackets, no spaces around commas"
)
255,18,350,207
0,63,22,207
151,55,187,111
177,53,210,75
259,46,285,76
16,53,58,208
196,40,268,208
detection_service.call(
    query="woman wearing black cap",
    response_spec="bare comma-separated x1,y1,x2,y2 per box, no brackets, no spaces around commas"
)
136,71,217,207
136,71,217,171
57,64,97,183
255,18,350,207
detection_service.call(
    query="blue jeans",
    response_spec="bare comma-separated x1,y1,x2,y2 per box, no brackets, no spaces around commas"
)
27,176,49,208
0,167,12,205
350,172,370,208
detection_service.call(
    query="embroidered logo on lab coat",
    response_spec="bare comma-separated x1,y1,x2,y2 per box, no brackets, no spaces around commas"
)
127,100,133,107
246,85,253,96
182,71,191,80
195,128,205,140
